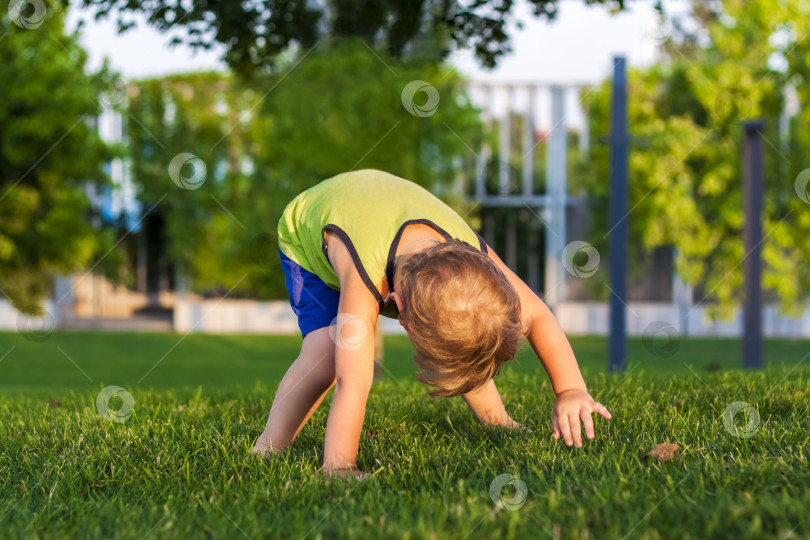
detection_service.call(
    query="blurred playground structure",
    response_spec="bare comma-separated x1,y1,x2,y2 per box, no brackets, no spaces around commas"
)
4,70,810,340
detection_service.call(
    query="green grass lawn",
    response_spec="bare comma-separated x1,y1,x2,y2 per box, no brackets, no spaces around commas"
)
0,331,808,539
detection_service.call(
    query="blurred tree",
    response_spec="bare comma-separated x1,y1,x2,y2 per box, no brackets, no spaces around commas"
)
0,0,115,314
127,72,247,297
78,0,628,77
127,40,481,299
576,0,810,317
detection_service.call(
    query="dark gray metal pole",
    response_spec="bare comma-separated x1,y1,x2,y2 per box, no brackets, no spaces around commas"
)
742,121,764,369
609,56,628,373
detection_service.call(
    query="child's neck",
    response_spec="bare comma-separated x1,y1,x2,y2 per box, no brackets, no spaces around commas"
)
388,223,446,297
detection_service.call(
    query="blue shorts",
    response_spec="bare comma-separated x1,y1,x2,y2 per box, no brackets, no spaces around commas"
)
279,248,340,337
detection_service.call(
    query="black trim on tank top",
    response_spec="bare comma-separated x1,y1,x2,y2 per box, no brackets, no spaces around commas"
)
475,231,488,253
384,219,452,294
384,219,489,294
321,224,385,311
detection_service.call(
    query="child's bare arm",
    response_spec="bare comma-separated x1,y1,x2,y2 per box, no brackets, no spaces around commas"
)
486,248,612,446
321,234,378,476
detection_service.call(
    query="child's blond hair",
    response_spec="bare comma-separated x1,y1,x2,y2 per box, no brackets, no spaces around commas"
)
398,239,522,397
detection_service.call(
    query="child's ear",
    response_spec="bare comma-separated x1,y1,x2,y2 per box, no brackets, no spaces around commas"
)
390,290,405,317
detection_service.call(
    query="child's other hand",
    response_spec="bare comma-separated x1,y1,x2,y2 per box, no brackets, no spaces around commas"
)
552,389,612,448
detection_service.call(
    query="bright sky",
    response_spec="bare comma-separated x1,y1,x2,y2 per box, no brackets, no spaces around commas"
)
66,1,676,83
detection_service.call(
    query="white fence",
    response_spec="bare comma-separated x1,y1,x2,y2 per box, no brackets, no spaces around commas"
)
173,299,408,335
0,300,59,333
555,302,810,337
2,298,809,337
173,299,810,337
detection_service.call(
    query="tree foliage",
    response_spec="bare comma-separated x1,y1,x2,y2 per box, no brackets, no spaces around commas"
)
78,0,626,77
0,1,114,313
127,40,482,298
579,0,810,317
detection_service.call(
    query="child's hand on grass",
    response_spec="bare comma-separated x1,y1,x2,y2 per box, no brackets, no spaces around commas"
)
552,389,612,448
251,437,286,457
321,466,367,482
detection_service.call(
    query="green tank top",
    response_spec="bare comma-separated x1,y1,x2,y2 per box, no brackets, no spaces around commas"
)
277,169,487,314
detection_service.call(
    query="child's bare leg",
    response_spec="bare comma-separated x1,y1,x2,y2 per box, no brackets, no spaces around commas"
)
252,327,336,455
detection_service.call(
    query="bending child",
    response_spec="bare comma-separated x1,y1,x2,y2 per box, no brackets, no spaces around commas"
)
252,169,612,478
